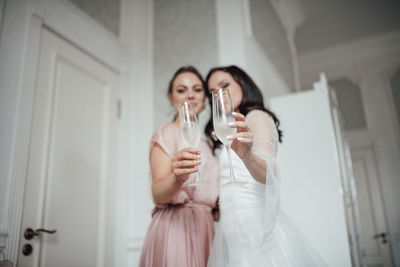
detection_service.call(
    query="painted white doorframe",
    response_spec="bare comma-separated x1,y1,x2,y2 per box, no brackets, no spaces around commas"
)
351,146,393,266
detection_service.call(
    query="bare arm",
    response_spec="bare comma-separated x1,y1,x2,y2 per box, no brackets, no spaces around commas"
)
150,144,200,205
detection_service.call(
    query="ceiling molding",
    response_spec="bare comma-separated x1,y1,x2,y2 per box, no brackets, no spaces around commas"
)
299,30,400,78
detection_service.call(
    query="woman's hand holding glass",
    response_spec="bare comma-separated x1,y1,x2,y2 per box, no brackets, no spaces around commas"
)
172,147,201,184
228,112,254,160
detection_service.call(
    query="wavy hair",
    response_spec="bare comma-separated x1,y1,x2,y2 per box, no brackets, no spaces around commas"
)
204,65,283,152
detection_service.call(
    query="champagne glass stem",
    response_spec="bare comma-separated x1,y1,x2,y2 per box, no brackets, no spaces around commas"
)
194,166,201,183
225,144,236,182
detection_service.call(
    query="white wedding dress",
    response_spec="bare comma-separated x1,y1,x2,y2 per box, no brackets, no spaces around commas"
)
208,110,326,267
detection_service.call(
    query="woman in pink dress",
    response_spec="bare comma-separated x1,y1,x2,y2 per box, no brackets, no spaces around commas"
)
139,66,219,267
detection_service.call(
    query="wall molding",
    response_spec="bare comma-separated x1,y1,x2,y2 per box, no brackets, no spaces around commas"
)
32,0,126,73
127,237,144,251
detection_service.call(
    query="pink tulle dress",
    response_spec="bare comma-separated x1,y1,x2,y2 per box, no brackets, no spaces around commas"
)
140,123,219,267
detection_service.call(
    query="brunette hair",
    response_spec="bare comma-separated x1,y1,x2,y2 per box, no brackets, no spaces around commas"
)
167,65,208,121
205,65,283,152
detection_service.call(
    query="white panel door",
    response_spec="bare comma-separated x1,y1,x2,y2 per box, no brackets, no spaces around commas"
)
270,87,352,266
18,27,118,267
352,147,393,267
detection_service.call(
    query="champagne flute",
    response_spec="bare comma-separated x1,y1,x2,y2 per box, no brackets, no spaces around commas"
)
179,102,207,186
212,88,237,183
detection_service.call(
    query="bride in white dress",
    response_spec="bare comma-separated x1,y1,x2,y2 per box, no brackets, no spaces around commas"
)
204,65,326,267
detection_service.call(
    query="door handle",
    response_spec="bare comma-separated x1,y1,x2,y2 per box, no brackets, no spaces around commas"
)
373,232,388,244
24,228,57,240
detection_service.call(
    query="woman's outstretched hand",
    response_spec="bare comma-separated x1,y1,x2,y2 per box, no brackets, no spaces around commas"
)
172,147,201,184
228,112,253,159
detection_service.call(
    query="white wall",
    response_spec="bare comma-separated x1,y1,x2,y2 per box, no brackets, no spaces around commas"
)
245,36,292,100
329,78,367,130
249,0,295,90
153,0,218,130
67,0,121,36
215,0,293,99
298,31,400,266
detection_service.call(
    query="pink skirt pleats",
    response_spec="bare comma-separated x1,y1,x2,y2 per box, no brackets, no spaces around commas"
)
140,204,214,267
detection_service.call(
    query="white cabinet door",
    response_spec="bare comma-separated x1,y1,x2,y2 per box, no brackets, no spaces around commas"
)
270,86,352,267
18,27,118,267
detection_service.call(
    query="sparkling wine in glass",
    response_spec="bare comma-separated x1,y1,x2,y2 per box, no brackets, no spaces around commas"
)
179,102,207,186
212,88,237,183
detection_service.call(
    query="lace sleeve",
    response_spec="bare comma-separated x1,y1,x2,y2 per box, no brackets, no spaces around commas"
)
246,110,280,238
